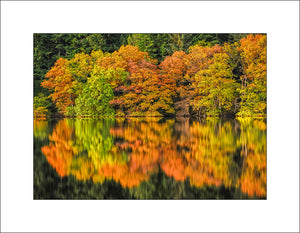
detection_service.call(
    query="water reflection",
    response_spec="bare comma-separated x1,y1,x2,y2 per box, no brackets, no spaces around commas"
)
34,117,266,198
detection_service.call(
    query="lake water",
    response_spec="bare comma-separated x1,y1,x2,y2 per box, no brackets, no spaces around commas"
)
34,117,266,199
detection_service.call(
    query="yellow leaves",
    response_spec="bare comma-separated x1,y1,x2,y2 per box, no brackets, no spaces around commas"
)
71,157,95,181
185,44,223,79
68,52,93,81
237,34,267,116
34,107,48,119
236,118,266,197
191,47,237,116
90,50,104,62
117,45,149,62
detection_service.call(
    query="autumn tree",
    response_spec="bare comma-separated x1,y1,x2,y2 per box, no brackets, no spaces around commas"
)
159,51,189,116
34,93,52,119
159,44,225,116
97,45,175,116
237,34,267,117
74,68,127,117
41,50,111,117
41,58,75,115
191,52,239,116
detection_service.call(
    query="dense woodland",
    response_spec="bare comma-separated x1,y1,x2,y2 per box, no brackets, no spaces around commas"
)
34,33,266,118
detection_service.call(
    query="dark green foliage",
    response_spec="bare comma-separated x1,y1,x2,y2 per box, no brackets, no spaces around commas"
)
33,93,52,109
33,93,55,118
34,33,129,96
127,33,248,63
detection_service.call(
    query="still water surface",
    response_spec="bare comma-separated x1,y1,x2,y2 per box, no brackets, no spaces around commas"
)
34,117,266,199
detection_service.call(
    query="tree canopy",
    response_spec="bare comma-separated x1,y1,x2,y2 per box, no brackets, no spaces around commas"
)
34,33,266,119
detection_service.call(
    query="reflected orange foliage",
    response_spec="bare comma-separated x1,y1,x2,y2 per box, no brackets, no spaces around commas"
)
41,118,266,197
108,120,163,187
97,163,154,188
239,151,266,197
238,120,266,197
160,120,232,187
41,121,75,177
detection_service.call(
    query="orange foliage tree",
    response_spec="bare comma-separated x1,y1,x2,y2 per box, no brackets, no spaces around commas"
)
41,58,75,115
96,45,175,116
159,51,188,115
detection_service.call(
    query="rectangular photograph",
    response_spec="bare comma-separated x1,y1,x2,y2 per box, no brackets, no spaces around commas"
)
33,33,266,199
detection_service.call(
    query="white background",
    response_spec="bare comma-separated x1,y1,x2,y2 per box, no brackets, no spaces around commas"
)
1,1,299,232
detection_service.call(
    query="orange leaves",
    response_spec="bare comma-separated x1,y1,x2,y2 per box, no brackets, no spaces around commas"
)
94,45,152,73
93,45,175,116
186,44,223,76
239,34,266,81
41,58,75,114
41,58,68,88
159,44,227,117
160,51,187,79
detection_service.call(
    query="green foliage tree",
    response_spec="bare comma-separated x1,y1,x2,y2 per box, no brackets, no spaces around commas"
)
192,52,239,117
128,34,164,62
74,68,117,117
33,93,52,119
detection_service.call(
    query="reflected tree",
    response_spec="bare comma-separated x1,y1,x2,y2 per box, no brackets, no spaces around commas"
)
35,117,266,199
